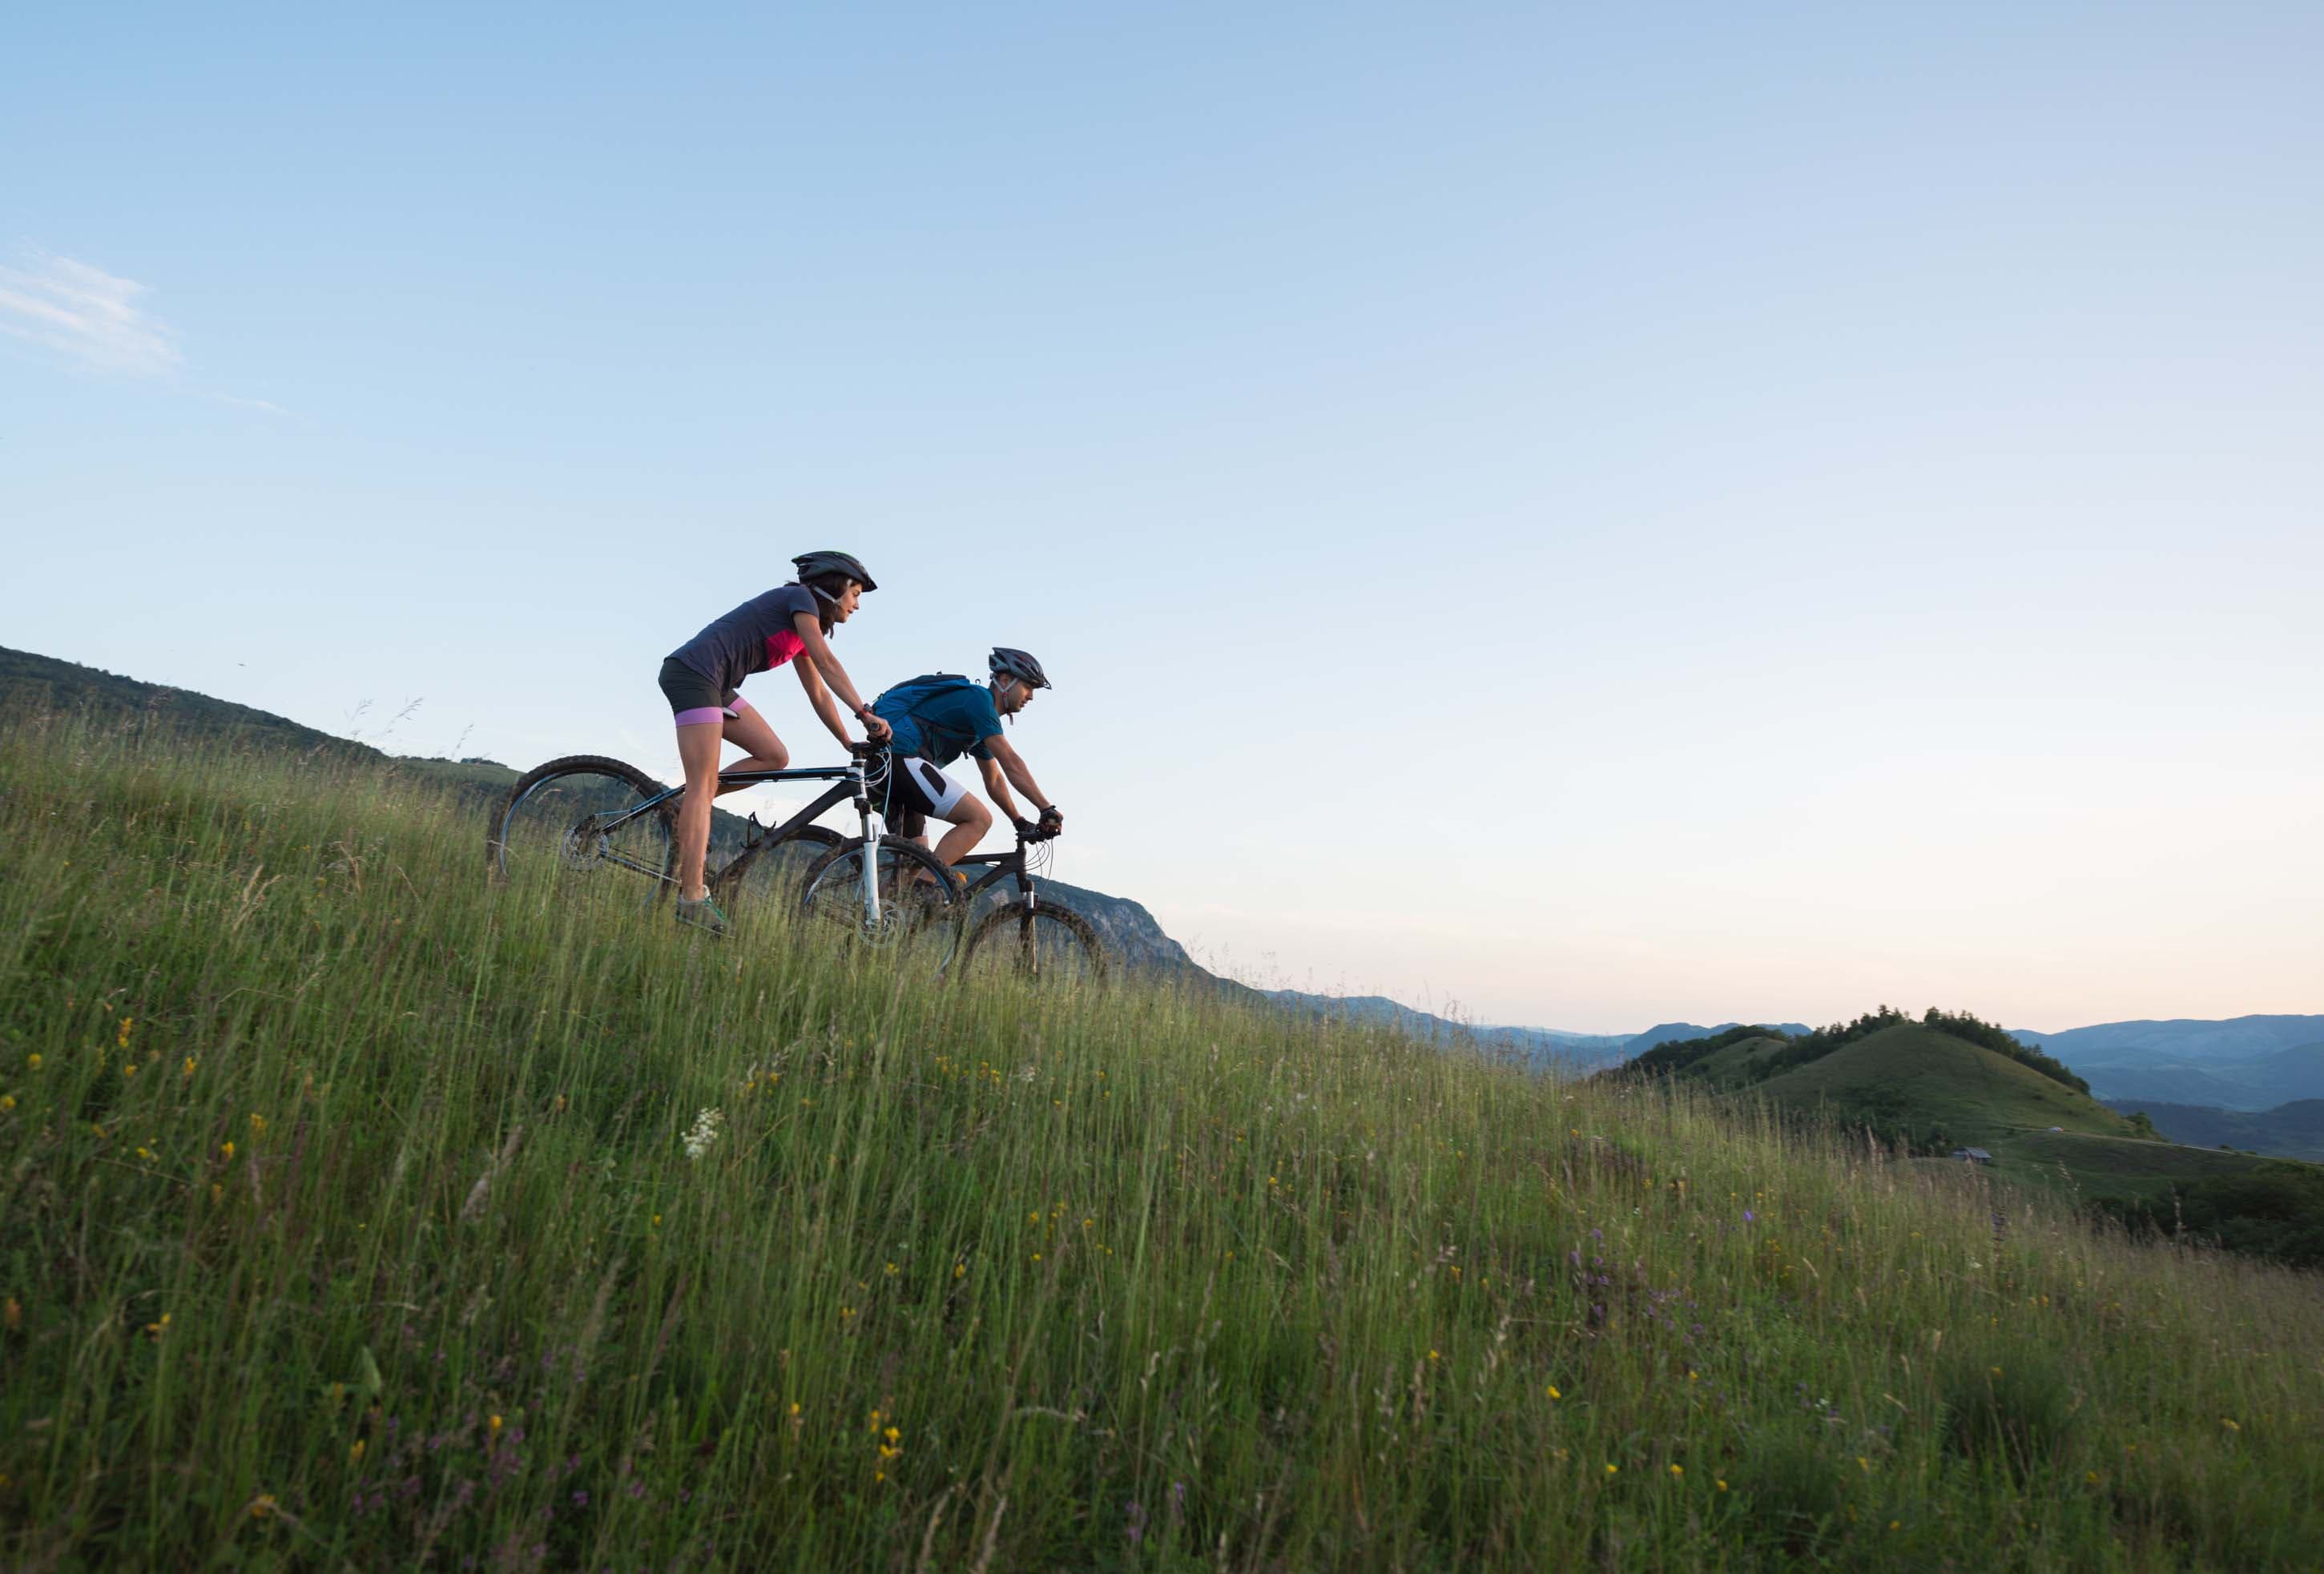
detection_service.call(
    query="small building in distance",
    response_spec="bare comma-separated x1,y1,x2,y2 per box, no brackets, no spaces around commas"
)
1949,1147,1993,1165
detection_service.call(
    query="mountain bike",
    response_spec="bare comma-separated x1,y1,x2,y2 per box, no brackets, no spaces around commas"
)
485,746,961,956
945,823,1108,984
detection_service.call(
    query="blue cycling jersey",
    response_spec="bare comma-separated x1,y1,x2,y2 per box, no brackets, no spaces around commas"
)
872,676,1001,768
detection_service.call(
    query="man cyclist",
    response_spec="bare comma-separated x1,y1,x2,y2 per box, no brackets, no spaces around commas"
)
870,648,1062,878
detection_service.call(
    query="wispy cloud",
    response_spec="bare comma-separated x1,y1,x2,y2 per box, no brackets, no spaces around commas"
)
0,248,182,376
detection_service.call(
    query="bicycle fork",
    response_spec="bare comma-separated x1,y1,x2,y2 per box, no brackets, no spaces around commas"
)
853,763,882,933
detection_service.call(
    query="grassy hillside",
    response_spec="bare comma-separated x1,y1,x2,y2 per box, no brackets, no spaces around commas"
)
5,718,2324,1568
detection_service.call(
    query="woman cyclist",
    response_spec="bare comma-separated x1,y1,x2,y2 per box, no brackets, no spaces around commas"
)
659,550,892,932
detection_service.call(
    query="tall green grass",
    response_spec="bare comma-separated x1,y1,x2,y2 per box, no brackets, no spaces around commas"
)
2,712,2320,1569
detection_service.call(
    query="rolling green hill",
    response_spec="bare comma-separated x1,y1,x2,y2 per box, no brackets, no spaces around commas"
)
1619,1017,2324,1258
1749,1022,2134,1149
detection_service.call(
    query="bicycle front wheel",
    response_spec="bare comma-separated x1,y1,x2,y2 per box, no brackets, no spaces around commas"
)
487,755,675,914
797,835,964,972
953,900,1108,988
717,824,844,944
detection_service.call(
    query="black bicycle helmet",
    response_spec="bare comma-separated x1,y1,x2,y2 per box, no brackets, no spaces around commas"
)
989,647,1051,690
791,550,878,593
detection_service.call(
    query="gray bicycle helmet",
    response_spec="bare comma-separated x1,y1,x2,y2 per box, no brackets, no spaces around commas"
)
989,646,1051,690
791,550,878,593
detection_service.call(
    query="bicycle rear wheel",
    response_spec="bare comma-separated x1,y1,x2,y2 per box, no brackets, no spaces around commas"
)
798,835,964,972
953,900,1108,988
487,755,675,915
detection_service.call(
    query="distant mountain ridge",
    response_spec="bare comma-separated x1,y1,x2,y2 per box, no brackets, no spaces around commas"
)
2098,1099,2324,1164
2011,1016,2324,1064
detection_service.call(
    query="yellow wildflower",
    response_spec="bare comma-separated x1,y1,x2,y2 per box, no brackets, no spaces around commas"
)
1428,1349,1439,1363
249,1494,276,1519
1546,1385,1561,1400
350,1440,365,1462
183,1057,197,1077
489,1415,503,1435
123,1062,137,1079
222,1141,235,1160
2221,1418,2240,1432
118,1018,134,1049
0,1096,12,1112
1605,1463,1618,1476
249,1113,267,1135
1716,1479,1728,1492
1669,1463,1683,1478
26,1054,39,1069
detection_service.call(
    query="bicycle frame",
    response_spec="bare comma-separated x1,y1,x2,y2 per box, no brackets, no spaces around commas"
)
587,757,884,906
951,834,1046,909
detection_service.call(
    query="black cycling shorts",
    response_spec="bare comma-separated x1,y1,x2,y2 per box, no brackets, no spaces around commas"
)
878,754,968,838
658,656,747,724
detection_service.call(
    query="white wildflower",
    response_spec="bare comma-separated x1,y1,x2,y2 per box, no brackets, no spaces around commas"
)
683,1108,723,1161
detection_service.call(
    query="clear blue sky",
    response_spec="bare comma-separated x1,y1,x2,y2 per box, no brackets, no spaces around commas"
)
6,2,2320,1032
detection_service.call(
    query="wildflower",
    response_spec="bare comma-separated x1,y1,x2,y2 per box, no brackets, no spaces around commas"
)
1889,1520,1901,1531
2221,1418,2240,1432
136,1146,153,1161
350,1440,365,1463
1428,1350,1439,1363
954,1263,966,1279
123,1062,137,1079
1546,1385,1561,1401
0,1097,12,1112
250,1494,277,1518
2085,1471,2099,1483
118,1018,134,1049
183,1057,197,1077
489,1415,504,1436
683,1108,723,1161
1716,1479,1728,1491
1856,1456,1870,1472
222,1141,235,1161
250,1113,267,1135
1669,1464,1683,1478
26,1054,39,1069
1605,1463,1618,1476
787,1403,800,1417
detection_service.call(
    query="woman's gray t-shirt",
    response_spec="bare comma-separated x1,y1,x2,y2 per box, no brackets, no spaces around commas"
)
668,585,822,694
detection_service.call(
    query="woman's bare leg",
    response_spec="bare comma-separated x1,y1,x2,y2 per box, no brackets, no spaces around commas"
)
715,702,790,778
674,722,729,901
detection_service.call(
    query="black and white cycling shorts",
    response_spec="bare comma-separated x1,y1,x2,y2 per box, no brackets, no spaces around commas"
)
879,754,968,837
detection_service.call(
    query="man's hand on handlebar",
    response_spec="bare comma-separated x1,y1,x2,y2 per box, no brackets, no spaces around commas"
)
858,712,893,745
